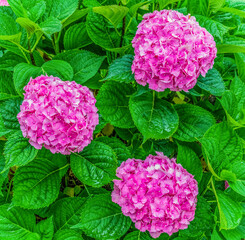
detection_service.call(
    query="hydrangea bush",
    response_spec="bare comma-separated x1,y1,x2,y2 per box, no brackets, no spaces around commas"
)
0,0,244,240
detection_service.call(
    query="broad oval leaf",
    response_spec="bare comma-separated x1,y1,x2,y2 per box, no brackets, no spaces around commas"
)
104,54,135,83
0,204,40,240
70,141,117,188
8,0,46,22
42,60,74,81
197,68,225,96
93,5,129,28
124,231,152,240
86,11,116,49
129,91,179,141
96,81,135,128
3,130,38,171
14,63,42,96
95,136,131,165
203,122,243,165
64,23,92,50
217,191,242,230
46,0,79,22
173,104,215,142
75,194,131,240
177,142,203,183
54,50,105,84
195,15,229,41
48,197,86,232
228,161,245,197
13,157,69,209
0,98,22,137
54,229,84,240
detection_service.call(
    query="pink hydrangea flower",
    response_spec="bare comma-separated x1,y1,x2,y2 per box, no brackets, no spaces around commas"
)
132,10,217,92
225,181,229,189
17,75,99,155
112,152,198,238
0,0,9,6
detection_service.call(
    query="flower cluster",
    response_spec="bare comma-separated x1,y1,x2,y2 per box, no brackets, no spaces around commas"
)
132,10,217,92
112,152,198,238
17,75,99,155
0,0,9,6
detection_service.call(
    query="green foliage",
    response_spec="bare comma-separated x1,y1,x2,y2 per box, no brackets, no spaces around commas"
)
70,141,117,187
96,81,135,128
13,157,69,209
173,104,215,142
74,194,131,239
0,0,245,239
130,91,179,141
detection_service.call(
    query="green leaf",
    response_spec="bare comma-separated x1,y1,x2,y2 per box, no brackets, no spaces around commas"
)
54,229,84,240
3,130,38,171
96,81,135,128
208,0,225,13
0,204,40,240
187,0,208,15
8,0,46,22
63,9,89,29
180,196,213,237
14,63,42,96
64,23,92,50
216,191,242,230
35,217,54,240
0,12,21,49
16,17,39,36
130,91,179,141
14,61,74,96
104,55,135,83
173,104,215,142
45,0,79,22
217,36,245,53
0,98,22,137
235,53,245,82
220,7,245,18
228,161,245,197
234,23,245,36
42,60,74,81
74,194,131,239
201,137,229,177
13,157,69,209
86,11,116,49
70,141,117,188
0,71,18,100
221,217,245,240
48,197,86,232
124,231,152,240
54,50,105,84
93,5,129,28
195,15,229,41
0,52,25,72
40,17,62,39
94,136,131,165
177,142,203,182
203,122,243,165
197,68,225,96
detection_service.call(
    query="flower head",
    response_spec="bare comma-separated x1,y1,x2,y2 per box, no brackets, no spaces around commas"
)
17,75,99,155
132,10,217,92
0,0,9,6
112,152,198,238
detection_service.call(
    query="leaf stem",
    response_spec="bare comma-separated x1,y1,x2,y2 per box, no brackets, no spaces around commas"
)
6,178,13,202
84,184,91,197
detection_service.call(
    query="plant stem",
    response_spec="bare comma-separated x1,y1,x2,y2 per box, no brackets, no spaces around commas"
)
28,38,36,65
84,184,91,197
6,178,13,202
120,16,126,49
